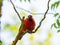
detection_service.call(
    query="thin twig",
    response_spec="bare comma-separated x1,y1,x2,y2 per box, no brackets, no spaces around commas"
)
28,0,50,33
16,6,54,15
10,0,22,21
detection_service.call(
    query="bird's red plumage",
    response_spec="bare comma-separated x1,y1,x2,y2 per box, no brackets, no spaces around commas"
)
22,15,36,32
18,15,36,40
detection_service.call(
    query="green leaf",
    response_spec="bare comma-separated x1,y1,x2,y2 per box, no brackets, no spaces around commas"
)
4,24,10,30
56,19,60,27
0,40,2,45
0,0,3,3
20,0,31,2
57,30,60,32
55,1,60,8
20,0,22,2
51,1,60,9
58,15,60,18
54,23,57,28
54,13,59,17
28,0,30,2
51,4,55,9
51,24,54,29
51,23,58,29
20,0,26,2
24,0,26,2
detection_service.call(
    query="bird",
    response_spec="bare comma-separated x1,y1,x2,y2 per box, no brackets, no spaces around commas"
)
18,15,36,39
22,15,36,33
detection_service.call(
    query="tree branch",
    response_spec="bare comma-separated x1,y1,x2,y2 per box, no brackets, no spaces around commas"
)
10,0,22,21
28,0,50,33
11,0,50,45
16,6,54,15
12,17,25,45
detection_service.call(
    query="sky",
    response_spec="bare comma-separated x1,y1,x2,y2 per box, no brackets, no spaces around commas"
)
1,0,60,45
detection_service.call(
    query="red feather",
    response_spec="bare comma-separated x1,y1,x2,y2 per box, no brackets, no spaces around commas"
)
23,15,36,32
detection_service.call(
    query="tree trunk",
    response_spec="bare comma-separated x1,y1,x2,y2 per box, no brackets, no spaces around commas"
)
0,0,3,17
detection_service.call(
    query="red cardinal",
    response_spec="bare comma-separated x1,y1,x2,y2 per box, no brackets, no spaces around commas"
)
22,15,36,33
12,15,35,45
19,15,36,39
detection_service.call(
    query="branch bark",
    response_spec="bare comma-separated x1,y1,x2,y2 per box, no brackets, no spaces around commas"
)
10,0,22,21
12,17,25,45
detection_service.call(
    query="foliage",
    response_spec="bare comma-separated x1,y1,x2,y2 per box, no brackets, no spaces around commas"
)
54,13,59,17
51,13,60,28
51,14,60,32
20,0,31,2
44,30,53,45
29,30,53,45
57,30,60,32
4,23,11,30
0,40,2,45
51,0,60,32
51,1,60,9
0,0,3,17
0,0,3,3
4,23,18,35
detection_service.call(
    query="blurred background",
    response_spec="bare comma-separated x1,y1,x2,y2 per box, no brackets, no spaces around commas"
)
0,0,60,45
